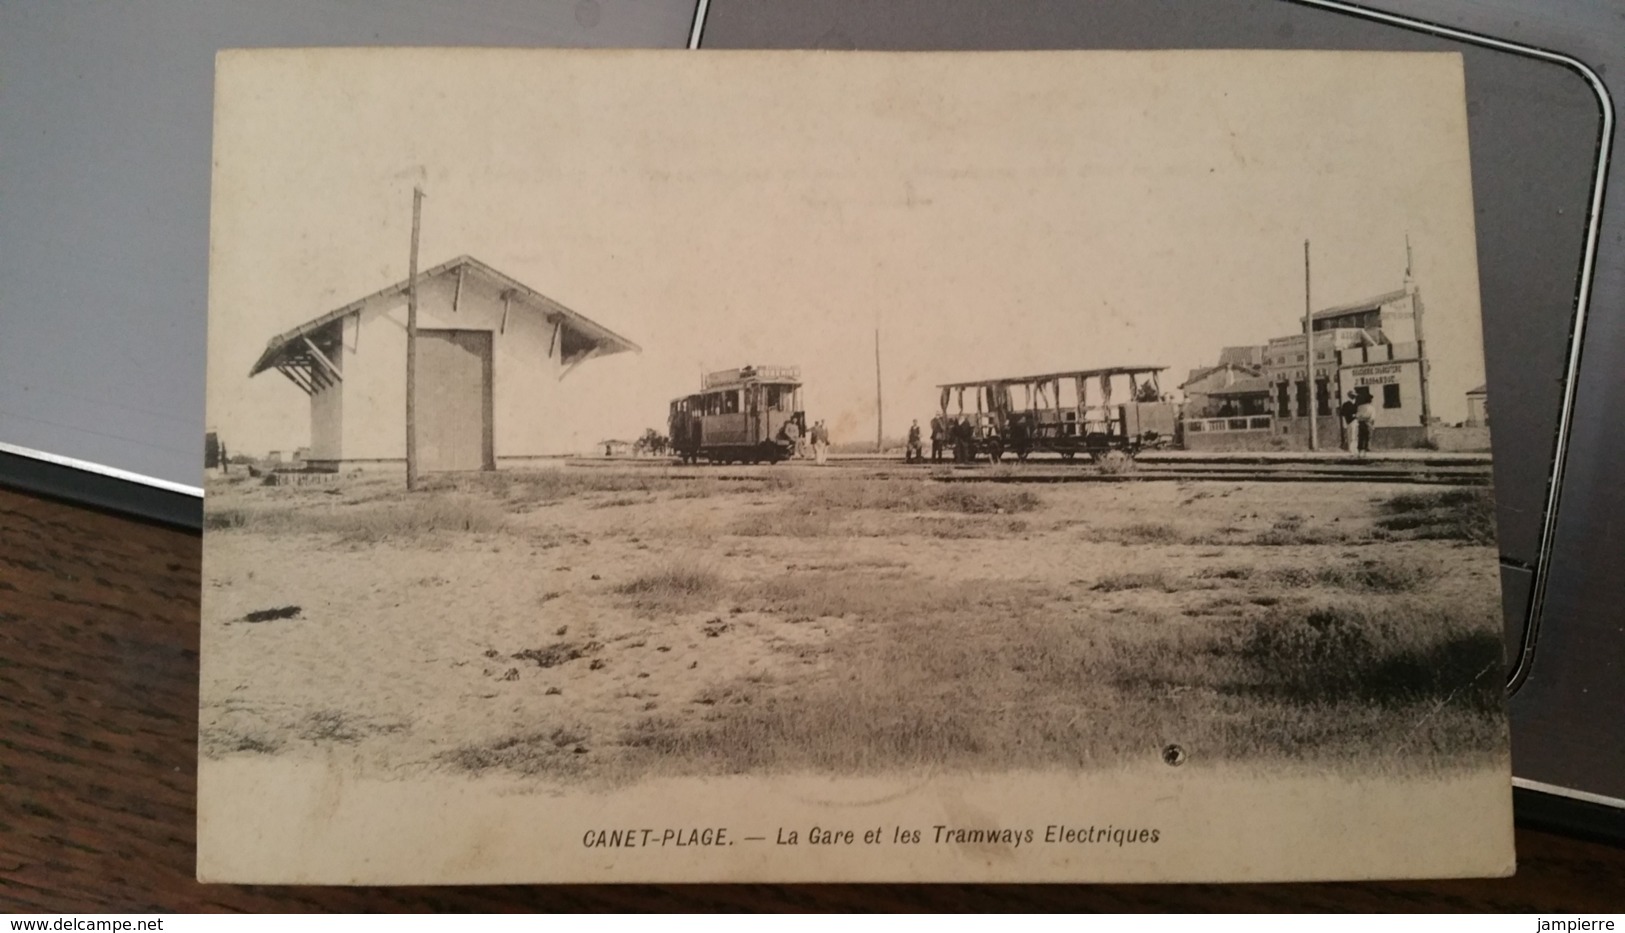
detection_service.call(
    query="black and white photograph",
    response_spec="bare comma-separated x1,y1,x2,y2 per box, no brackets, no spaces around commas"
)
199,48,1512,884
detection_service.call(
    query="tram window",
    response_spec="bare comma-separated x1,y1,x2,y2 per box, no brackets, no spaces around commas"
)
765,385,788,411
722,391,740,414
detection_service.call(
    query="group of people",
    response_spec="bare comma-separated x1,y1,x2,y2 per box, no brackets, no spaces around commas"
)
794,395,1378,465
1338,389,1377,455
907,414,990,464
781,417,832,465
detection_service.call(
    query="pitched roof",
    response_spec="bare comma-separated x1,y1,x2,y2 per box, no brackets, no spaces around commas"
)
1179,362,1263,390
938,365,1166,390
1304,287,1410,323
249,255,639,377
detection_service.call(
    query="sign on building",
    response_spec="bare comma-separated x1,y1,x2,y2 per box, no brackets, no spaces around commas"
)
1349,362,1404,387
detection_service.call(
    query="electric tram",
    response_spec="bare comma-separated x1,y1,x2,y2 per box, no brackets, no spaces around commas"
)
669,365,806,464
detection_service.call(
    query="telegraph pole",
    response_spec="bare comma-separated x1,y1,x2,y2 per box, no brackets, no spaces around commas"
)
1303,239,1318,451
1408,235,1433,437
405,186,424,491
874,326,884,453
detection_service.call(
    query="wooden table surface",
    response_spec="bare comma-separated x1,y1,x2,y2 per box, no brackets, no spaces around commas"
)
2,484,1621,913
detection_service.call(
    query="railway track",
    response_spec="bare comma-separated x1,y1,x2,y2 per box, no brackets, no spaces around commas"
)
565,454,1493,486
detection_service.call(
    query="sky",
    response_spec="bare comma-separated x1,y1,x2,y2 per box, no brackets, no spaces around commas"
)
208,48,1486,454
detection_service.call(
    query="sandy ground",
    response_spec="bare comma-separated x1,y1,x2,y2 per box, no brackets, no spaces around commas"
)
199,466,1503,781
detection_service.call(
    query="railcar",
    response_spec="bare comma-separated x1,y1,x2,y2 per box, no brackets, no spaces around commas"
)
669,365,806,464
936,366,1178,463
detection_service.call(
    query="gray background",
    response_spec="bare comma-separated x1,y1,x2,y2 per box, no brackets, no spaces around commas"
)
2,0,1619,804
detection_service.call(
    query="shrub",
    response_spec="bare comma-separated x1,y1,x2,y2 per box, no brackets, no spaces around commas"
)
612,562,724,616
1236,601,1503,711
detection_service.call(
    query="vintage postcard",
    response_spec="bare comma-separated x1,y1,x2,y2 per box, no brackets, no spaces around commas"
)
199,48,1511,883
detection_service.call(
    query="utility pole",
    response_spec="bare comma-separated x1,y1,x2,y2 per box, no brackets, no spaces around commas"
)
1408,235,1433,437
405,186,424,491
874,326,884,453
1303,239,1318,451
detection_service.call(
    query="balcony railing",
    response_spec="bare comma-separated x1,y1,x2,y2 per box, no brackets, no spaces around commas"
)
1183,415,1274,434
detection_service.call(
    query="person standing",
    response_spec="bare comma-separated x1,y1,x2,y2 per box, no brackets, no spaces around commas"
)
1339,391,1359,453
779,417,802,459
929,415,945,463
906,419,924,463
812,419,830,466
1355,390,1376,456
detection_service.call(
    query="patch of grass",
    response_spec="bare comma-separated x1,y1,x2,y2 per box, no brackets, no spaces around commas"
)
904,516,1030,539
513,640,602,668
619,567,1504,777
203,507,255,530
1378,488,1497,544
448,469,674,502
1091,570,1179,593
1269,559,1427,593
794,479,1041,515
298,710,408,744
1233,600,1504,712
741,570,943,620
1099,522,1182,545
200,727,284,757
590,495,649,509
205,494,504,541
612,562,724,616
1247,524,1350,547
729,509,841,538
442,726,595,776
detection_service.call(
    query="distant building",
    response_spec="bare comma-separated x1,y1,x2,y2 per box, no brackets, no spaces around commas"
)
600,439,635,457
204,430,221,471
1217,345,1266,369
1466,383,1488,427
249,256,638,472
1180,353,1267,418
1185,264,1435,451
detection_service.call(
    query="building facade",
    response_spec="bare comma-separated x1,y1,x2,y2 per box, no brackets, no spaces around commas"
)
249,256,638,472
1180,360,1266,418
1184,275,1434,451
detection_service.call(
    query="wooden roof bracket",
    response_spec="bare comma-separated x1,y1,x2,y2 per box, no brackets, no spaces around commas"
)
301,336,342,384
559,344,601,381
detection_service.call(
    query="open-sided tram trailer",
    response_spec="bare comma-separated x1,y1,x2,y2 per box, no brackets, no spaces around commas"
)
937,365,1179,462
669,365,806,464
